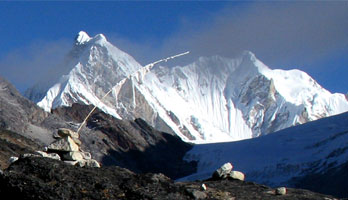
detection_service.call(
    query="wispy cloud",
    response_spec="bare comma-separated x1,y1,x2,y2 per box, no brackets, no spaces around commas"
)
0,39,71,92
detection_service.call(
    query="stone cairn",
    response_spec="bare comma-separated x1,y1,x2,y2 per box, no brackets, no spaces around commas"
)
10,128,100,168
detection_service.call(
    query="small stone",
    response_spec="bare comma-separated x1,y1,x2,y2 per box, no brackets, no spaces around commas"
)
201,183,207,191
62,151,84,161
229,171,245,181
48,136,79,152
58,128,79,139
9,156,18,164
275,187,287,195
213,162,233,179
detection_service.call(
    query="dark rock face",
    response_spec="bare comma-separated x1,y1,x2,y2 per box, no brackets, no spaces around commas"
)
0,157,338,200
52,103,197,179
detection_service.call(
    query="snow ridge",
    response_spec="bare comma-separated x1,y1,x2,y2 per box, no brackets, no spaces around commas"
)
32,32,348,143
181,111,348,188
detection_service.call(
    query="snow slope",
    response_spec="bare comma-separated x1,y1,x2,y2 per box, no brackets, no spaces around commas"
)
181,111,348,188
31,31,348,143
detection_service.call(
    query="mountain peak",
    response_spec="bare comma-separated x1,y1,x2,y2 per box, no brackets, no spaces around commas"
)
75,31,91,45
242,50,257,62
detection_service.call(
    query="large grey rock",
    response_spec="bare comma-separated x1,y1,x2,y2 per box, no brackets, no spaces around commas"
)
62,151,84,161
48,136,79,152
229,171,245,181
213,162,233,179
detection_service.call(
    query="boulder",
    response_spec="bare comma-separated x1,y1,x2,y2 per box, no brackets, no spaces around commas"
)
213,162,233,179
62,151,84,161
276,187,287,195
229,171,245,181
48,136,79,152
57,128,79,139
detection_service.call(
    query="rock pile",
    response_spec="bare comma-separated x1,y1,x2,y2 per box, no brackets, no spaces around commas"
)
212,162,245,181
10,128,100,168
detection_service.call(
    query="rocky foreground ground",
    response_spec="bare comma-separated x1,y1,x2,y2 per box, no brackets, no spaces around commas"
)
0,157,341,200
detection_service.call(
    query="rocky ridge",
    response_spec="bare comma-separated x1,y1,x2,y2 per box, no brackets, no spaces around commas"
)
0,156,340,200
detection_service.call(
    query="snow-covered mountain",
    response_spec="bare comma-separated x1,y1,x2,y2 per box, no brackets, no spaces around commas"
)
28,31,348,143
181,110,348,195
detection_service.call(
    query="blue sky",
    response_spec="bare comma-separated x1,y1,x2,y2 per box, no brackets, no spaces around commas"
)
0,1,347,94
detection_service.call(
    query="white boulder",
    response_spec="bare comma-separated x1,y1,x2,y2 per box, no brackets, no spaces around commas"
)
229,171,245,181
213,162,233,179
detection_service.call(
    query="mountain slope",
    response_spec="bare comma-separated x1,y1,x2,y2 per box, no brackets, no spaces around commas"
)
181,111,348,197
0,75,195,179
31,31,348,143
